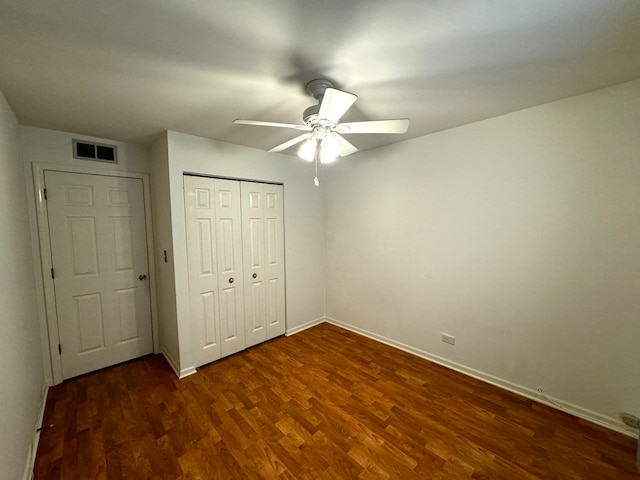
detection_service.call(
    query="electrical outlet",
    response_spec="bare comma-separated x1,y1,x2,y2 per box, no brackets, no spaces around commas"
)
441,333,455,345
621,413,639,428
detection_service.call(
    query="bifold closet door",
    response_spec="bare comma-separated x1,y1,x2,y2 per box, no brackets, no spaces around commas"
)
184,176,245,367
241,182,286,347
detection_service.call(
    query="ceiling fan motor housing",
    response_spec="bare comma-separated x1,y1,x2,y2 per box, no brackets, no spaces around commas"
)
303,79,334,126
303,104,320,125
305,78,334,100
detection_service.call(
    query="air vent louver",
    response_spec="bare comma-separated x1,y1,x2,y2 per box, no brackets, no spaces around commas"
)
73,139,117,163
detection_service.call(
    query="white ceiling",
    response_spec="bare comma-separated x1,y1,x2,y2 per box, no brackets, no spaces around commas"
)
1,0,639,154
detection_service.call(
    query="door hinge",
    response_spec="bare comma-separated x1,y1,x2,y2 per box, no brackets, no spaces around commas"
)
58,344,62,355
43,188,47,200
51,268,55,279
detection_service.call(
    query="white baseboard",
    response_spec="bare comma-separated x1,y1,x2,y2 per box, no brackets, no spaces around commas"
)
161,349,197,379
325,317,638,439
23,382,49,480
179,366,197,378
285,316,326,336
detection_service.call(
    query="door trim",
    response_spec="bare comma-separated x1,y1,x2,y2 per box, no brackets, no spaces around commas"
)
32,163,159,385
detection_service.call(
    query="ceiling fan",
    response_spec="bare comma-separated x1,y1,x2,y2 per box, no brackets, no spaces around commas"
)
234,79,410,166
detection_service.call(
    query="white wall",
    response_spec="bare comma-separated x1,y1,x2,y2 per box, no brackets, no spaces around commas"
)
0,94,46,479
324,79,640,433
149,132,181,372
164,131,326,371
19,126,150,173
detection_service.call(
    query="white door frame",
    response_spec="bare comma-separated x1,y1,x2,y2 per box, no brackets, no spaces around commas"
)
32,162,160,385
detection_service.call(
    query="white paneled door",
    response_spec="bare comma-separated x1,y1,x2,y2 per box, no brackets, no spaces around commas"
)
184,176,246,367
241,182,286,347
184,176,285,368
45,171,153,379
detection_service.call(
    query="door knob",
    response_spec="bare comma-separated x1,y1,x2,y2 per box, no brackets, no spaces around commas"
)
139,274,147,280
252,273,257,279
229,277,234,283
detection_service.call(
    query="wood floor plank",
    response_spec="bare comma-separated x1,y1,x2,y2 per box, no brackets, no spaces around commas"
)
35,323,637,479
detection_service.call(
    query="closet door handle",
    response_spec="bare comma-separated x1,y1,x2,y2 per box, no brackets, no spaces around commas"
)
228,277,234,284
252,273,257,279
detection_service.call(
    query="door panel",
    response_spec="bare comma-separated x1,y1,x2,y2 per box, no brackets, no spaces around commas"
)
197,219,214,274
262,183,286,338
249,281,265,332
242,182,286,347
115,287,139,341
68,217,99,275
201,291,217,347
267,217,278,265
214,179,245,358
220,286,240,345
249,219,262,267
74,293,105,352
267,278,279,326
184,176,246,366
184,176,222,365
112,217,135,271
45,171,153,379
218,219,235,272
242,184,266,346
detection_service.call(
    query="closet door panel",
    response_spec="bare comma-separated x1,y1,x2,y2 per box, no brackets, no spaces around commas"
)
242,182,286,347
242,183,267,347
184,176,221,366
214,179,245,357
248,281,266,333
263,183,286,338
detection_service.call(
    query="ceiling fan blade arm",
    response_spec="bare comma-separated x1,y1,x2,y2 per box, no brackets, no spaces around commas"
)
318,88,357,125
335,134,358,157
234,119,311,131
336,119,410,134
268,133,312,153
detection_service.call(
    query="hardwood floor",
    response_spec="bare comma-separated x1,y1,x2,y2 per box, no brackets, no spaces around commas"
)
34,323,637,479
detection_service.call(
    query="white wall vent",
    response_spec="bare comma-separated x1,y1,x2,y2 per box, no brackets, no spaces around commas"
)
72,139,117,164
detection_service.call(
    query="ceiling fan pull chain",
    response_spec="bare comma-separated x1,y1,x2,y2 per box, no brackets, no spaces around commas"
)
314,155,319,187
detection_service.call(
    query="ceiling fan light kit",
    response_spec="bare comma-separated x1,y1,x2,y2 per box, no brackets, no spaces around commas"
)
299,128,341,164
298,137,316,162
234,78,410,184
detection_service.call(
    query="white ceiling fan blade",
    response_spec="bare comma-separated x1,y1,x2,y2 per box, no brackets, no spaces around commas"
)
335,134,358,157
234,119,311,131
268,133,312,153
318,88,357,125
335,119,410,134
